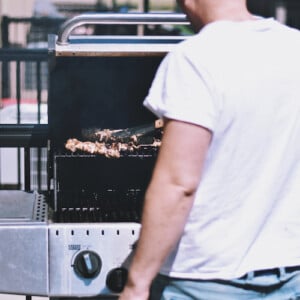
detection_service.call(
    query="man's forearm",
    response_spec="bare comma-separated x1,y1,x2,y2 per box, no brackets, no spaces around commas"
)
126,180,196,290
119,119,212,300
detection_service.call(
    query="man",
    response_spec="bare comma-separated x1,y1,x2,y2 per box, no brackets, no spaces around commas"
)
119,0,300,299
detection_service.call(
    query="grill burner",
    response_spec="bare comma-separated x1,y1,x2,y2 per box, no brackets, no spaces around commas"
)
56,189,143,223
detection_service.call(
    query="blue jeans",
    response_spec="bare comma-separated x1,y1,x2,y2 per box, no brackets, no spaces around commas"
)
150,267,300,299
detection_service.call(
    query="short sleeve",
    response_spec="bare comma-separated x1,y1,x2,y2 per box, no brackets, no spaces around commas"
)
143,46,221,132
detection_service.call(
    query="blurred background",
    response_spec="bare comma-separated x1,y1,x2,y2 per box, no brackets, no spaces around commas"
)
1,0,299,57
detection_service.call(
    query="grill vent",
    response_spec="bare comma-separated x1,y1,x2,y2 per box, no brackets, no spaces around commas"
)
33,193,48,222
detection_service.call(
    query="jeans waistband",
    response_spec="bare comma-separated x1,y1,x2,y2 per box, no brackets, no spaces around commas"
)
239,265,300,280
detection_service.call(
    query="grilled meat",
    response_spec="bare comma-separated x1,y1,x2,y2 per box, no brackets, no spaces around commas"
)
65,138,161,158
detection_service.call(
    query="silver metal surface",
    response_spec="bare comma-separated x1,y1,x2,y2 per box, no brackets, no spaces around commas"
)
0,191,140,297
48,223,140,297
0,192,49,295
55,35,186,57
0,191,35,222
57,13,188,45
0,191,47,223
0,223,49,295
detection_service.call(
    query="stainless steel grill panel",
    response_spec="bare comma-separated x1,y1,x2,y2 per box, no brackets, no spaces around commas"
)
48,223,140,297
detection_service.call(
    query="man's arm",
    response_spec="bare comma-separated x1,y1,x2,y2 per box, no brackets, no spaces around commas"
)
119,118,212,300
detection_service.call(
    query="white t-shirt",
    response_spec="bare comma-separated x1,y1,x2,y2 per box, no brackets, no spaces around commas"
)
144,18,300,279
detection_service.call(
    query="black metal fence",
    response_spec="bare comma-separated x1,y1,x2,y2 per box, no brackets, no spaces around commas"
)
1,15,66,48
0,48,48,191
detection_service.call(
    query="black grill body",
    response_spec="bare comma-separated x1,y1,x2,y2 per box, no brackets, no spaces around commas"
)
47,37,174,223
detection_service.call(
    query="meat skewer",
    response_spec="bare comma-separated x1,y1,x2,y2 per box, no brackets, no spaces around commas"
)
65,138,161,158
66,119,163,158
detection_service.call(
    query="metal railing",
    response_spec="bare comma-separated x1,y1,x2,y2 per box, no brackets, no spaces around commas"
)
0,48,49,191
1,15,67,47
57,13,188,45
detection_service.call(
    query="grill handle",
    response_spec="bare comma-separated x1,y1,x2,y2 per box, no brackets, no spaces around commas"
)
57,13,189,45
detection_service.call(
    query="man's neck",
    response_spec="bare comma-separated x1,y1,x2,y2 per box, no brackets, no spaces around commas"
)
201,1,254,24
188,0,255,31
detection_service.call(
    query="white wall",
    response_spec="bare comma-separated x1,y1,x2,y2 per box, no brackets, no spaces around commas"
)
0,0,35,47
0,0,35,16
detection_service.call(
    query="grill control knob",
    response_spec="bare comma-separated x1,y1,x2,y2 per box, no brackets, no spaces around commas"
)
74,250,102,279
106,267,128,293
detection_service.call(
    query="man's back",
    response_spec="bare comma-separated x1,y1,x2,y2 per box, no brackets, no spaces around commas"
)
145,18,300,279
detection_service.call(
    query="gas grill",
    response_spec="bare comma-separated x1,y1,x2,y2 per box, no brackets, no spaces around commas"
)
0,13,188,299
